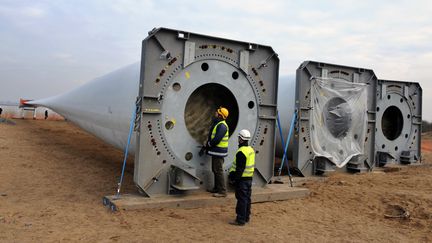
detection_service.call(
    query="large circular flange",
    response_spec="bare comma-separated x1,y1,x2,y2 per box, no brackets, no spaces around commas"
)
161,60,258,168
376,93,412,152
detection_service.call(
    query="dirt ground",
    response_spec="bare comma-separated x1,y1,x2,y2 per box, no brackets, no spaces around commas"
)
1,120,432,242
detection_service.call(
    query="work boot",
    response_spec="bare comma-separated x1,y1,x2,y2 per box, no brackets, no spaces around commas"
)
213,192,227,198
206,188,218,193
229,220,245,226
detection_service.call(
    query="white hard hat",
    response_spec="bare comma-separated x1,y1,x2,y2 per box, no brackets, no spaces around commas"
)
239,129,251,141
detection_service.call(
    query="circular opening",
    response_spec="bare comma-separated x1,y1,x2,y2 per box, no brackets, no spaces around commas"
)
173,83,181,91
354,134,358,140
377,107,380,112
248,101,255,109
185,152,193,161
201,63,209,71
387,95,391,100
232,71,239,80
382,144,385,149
395,146,398,151
407,114,411,119
184,83,239,144
405,134,408,138
165,121,175,130
400,98,403,103
381,106,403,141
323,97,351,138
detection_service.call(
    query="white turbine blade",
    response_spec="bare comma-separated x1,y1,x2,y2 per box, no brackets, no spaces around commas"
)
28,62,140,154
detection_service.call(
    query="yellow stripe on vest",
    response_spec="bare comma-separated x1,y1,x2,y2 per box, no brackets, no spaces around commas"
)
211,120,229,148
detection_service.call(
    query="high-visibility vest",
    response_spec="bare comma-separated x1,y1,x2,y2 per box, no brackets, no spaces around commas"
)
211,120,229,148
229,146,255,177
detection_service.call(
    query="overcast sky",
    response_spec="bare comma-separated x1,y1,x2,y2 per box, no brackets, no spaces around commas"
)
0,0,431,120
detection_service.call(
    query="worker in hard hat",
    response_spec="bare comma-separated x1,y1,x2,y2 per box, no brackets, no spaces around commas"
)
205,107,229,197
228,129,255,226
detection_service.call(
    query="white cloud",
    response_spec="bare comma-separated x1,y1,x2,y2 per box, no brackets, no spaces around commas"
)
0,4,46,19
52,53,76,63
21,6,45,18
214,0,286,15
106,0,154,15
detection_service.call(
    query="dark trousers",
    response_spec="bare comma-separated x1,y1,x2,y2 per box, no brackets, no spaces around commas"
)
235,180,252,224
211,156,226,193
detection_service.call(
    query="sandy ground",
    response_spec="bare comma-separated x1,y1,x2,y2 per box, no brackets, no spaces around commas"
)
1,119,432,242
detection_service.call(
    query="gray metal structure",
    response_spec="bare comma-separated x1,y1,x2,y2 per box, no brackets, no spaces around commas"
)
134,28,279,196
293,61,377,176
375,80,422,166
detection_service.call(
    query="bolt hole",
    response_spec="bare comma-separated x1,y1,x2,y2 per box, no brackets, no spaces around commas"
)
232,71,239,80
173,82,181,91
165,121,174,130
248,101,255,109
395,146,398,151
185,152,193,161
354,134,358,139
387,95,391,100
400,98,403,103
405,134,408,138
201,63,209,71
377,107,380,112
382,144,386,149
407,114,411,119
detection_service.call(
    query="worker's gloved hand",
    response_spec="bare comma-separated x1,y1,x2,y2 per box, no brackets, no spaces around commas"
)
198,145,208,157
229,179,236,186
198,146,204,156
228,173,236,186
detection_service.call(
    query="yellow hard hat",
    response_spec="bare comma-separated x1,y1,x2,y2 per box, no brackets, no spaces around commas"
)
217,107,229,119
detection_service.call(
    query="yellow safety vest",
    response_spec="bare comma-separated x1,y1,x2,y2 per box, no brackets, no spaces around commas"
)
211,120,229,148
229,146,255,177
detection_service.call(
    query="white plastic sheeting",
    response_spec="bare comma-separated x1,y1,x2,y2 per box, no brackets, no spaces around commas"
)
310,77,368,168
